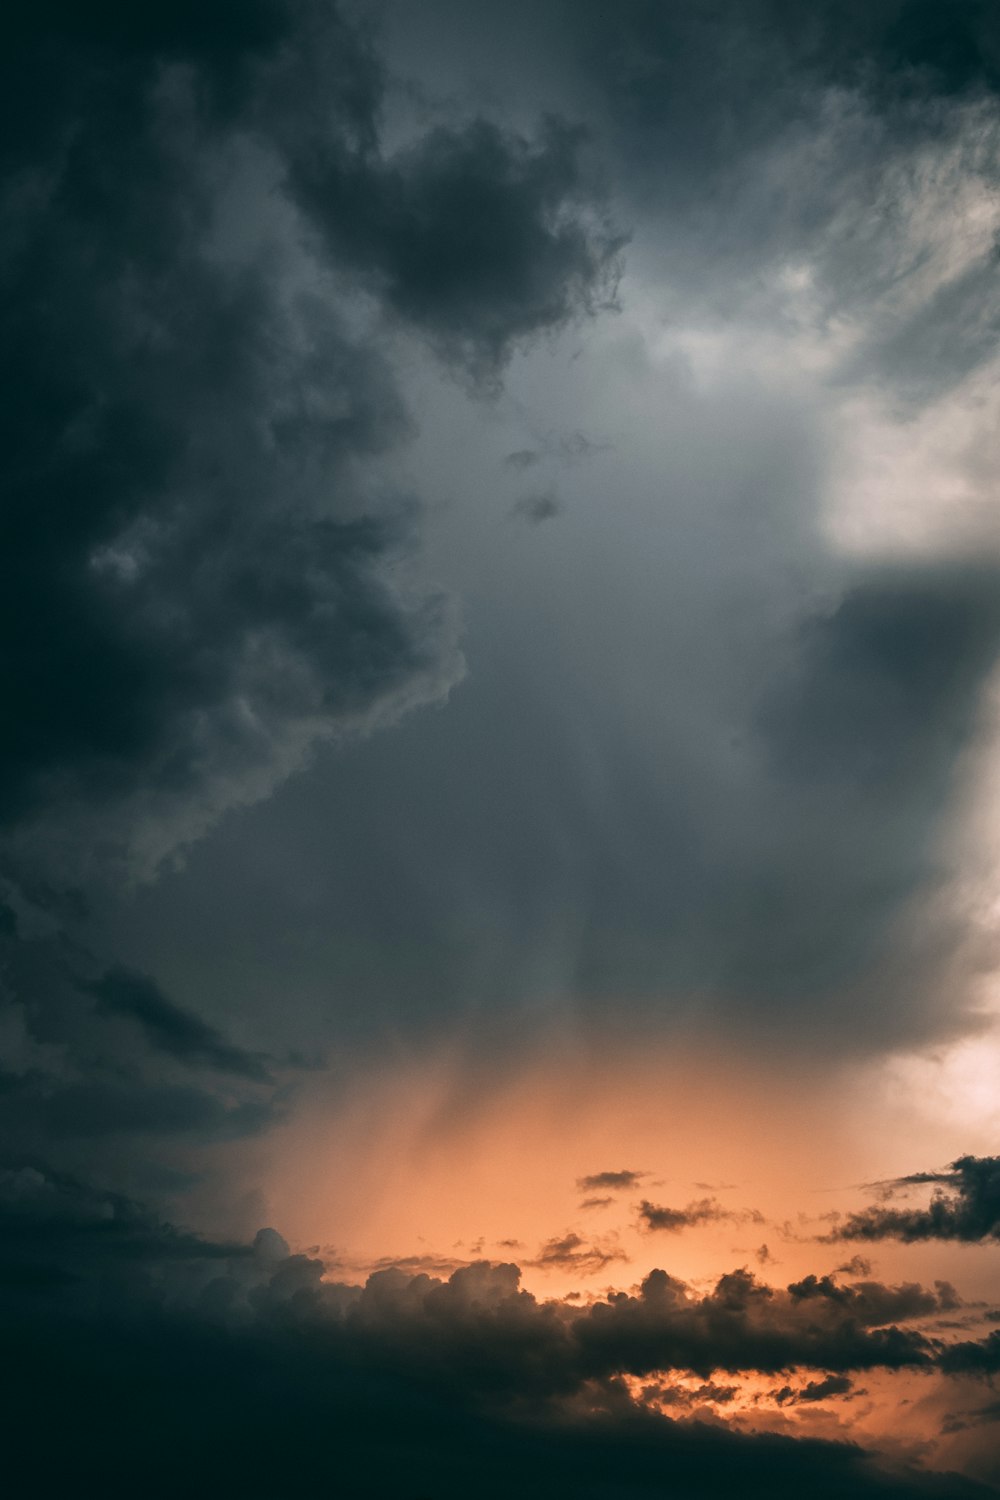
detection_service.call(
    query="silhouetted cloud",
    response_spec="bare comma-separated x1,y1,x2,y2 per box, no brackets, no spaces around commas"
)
827,1157,1000,1244
638,1197,731,1232
770,1373,856,1405
578,1169,646,1191
528,1230,628,1275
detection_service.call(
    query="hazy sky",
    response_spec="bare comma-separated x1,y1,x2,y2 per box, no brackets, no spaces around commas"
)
5,4,1000,1496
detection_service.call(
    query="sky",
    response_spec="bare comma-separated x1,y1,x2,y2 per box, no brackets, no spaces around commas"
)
4,2,1000,1495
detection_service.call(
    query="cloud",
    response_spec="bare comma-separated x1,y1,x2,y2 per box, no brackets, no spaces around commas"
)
528,1230,628,1276
578,1169,646,1191
759,570,1000,793
638,1197,731,1232
88,966,272,1081
510,491,562,524
504,448,542,470
0,0,618,885
770,1373,857,1406
3,1183,990,1497
289,112,624,383
826,1156,1000,1244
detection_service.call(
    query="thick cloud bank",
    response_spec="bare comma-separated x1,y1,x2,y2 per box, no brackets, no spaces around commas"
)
2,1177,992,1499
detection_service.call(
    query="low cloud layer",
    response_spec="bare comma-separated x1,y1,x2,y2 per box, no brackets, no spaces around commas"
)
3,1178,994,1497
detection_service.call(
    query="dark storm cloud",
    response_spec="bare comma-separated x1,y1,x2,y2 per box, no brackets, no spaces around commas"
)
88,966,272,1081
0,1165,248,1275
566,0,1000,409
827,1156,1000,1244
163,543,1000,1058
39,1081,279,1140
573,0,1000,228
72,0,1000,1063
0,913,283,1190
0,0,624,1229
578,1169,646,1191
938,1331,1000,1377
760,571,1000,791
0,0,617,882
288,114,624,382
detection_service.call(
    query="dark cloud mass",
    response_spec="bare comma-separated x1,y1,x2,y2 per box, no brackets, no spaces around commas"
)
830,1157,1000,1245
88,965,273,1081
6,2,1000,1494
0,0,615,883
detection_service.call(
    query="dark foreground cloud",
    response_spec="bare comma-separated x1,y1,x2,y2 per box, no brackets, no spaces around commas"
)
829,1157,1000,1245
2,1184,993,1498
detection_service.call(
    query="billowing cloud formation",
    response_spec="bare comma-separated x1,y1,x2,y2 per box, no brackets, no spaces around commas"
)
3,1184,992,1498
0,0,617,882
829,1157,1000,1244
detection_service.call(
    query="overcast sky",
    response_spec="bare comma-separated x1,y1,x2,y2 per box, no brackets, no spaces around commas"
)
5,4,1000,1496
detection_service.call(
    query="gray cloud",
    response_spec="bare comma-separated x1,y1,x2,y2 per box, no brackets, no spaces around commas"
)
88,966,272,1082
0,0,618,888
68,0,1000,1075
638,1197,732,1233
288,113,624,382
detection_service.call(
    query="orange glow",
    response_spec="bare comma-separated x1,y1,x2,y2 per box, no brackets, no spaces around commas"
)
255,1025,992,1301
